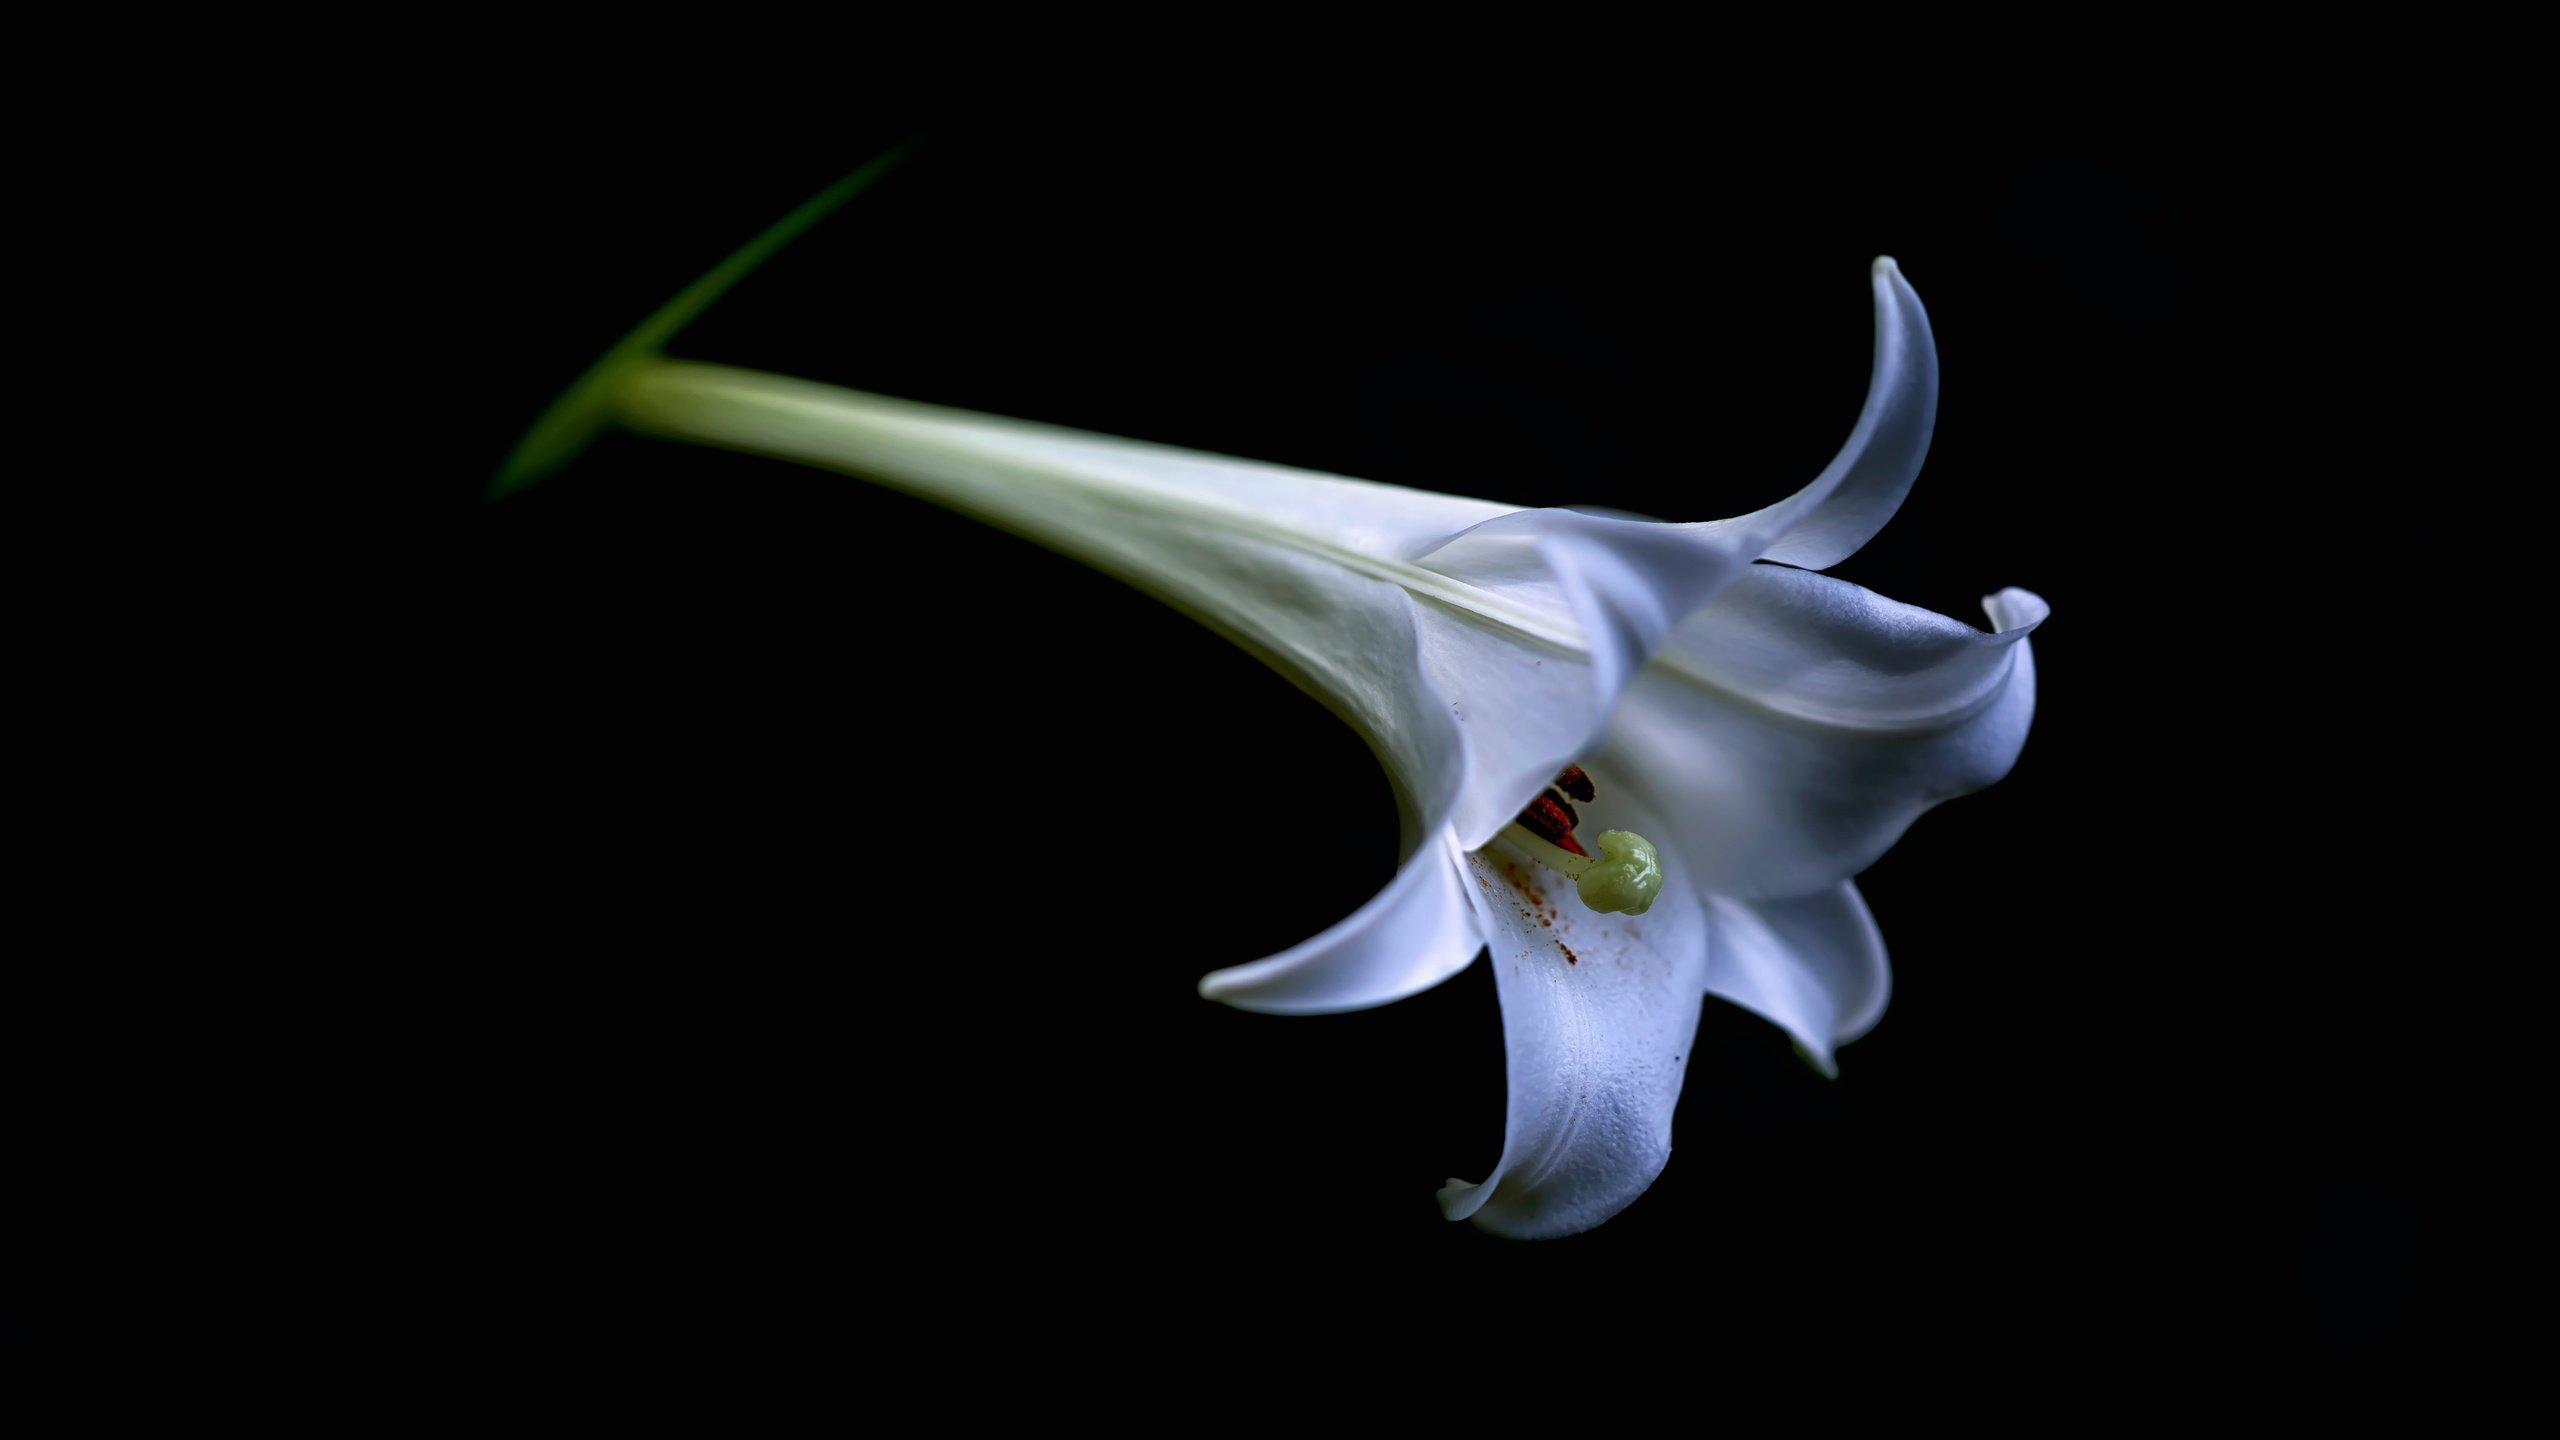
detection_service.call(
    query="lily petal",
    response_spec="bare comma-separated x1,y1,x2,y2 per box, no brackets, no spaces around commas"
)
1438,793,1713,1239
1713,255,1939,571
1197,832,1482,1014
1699,883,1890,1078
1600,572,2045,900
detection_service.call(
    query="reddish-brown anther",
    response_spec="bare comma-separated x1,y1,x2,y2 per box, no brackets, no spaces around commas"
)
1516,792,1588,856
1553,764,1595,803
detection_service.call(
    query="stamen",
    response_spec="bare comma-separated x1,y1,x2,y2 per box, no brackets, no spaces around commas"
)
1515,793,1587,856
1496,823,1664,916
1502,823,1594,878
1553,765,1595,803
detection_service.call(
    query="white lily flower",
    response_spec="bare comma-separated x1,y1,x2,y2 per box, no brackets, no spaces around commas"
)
557,254,2043,1240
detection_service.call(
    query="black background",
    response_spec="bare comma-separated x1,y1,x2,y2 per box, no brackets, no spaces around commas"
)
386,98,2437,1356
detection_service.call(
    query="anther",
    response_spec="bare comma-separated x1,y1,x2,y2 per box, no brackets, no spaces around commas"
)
1516,792,1587,856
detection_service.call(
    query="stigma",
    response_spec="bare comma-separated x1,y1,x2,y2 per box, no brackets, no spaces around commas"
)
1499,766,1663,917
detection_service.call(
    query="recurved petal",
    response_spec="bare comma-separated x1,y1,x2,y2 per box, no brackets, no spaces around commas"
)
1708,256,1939,571
1438,801,1713,1239
1198,833,1484,1014
1408,260,1939,847
1699,883,1889,1078
1600,570,2045,900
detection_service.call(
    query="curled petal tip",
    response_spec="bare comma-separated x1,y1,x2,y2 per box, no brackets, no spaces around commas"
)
1982,586,2051,632
1747,251,1938,571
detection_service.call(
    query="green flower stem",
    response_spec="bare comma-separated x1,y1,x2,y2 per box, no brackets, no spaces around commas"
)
490,140,923,501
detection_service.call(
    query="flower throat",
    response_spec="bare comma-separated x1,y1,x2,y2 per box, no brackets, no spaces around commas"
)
1501,765,1663,917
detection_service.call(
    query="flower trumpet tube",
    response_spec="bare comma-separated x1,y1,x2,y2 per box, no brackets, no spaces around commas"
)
508,194,2045,1238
